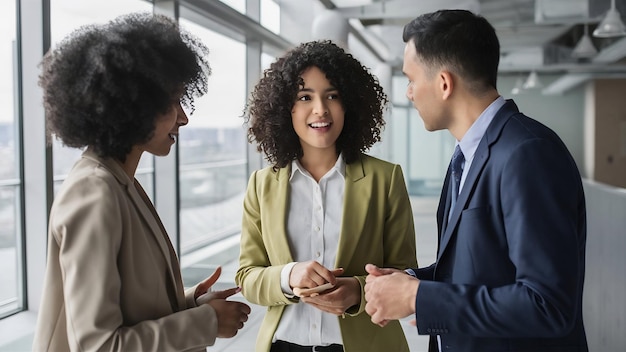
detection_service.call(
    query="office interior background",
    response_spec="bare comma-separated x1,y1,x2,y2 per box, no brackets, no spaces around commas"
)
0,0,625,350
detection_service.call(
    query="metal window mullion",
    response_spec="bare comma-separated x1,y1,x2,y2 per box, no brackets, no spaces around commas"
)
153,0,181,254
19,0,51,313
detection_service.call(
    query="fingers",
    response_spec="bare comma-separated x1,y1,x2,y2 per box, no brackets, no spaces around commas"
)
300,278,360,315
365,263,381,276
211,286,242,300
198,287,242,305
290,261,337,288
330,268,344,276
302,299,346,315
196,292,217,306
369,309,385,326
195,266,222,299
293,282,334,297
365,264,400,277
210,300,251,338
365,273,419,327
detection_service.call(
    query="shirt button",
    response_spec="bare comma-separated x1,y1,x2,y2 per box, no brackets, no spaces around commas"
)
316,205,321,211
316,251,321,257
315,226,320,231
312,324,317,330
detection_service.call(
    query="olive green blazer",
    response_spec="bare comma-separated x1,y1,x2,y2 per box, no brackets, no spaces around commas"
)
235,154,418,352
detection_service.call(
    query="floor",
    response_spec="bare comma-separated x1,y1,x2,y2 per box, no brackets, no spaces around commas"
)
0,196,439,352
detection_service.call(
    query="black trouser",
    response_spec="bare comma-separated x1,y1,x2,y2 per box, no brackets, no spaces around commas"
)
270,340,344,352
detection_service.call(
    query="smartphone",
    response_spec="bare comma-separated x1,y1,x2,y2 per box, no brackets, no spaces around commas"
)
293,282,335,297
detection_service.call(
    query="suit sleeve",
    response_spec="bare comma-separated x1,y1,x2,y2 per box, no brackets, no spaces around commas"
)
51,175,217,351
235,171,297,306
414,138,585,338
413,263,435,281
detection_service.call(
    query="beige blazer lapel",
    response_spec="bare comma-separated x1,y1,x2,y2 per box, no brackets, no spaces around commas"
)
130,181,186,310
84,151,184,309
335,158,368,269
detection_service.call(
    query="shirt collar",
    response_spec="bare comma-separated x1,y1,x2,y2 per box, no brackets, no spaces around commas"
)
458,96,506,160
290,153,346,181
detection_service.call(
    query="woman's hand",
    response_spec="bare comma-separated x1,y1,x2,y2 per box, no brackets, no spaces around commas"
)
194,266,222,301
300,277,361,316
289,261,343,289
194,266,252,338
207,297,251,338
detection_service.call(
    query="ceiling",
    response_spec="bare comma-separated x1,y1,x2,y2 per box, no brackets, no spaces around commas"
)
317,0,626,94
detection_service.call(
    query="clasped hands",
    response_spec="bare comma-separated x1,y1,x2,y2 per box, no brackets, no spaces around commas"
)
290,261,360,316
364,264,419,327
194,266,252,338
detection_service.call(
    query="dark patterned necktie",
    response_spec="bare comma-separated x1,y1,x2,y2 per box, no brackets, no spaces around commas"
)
450,145,465,213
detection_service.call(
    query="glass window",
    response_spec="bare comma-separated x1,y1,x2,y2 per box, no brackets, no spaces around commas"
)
50,0,153,196
406,109,451,196
261,52,275,70
177,18,247,286
392,75,409,106
261,0,280,34
219,0,245,14
389,75,452,196
0,0,20,319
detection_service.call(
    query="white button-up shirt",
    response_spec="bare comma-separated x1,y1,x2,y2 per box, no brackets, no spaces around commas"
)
273,155,346,346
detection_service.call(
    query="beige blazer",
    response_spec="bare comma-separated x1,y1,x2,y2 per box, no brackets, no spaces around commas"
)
235,154,418,352
33,150,217,352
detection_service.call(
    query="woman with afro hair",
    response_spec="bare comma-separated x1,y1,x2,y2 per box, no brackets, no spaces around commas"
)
235,40,417,352
33,13,250,351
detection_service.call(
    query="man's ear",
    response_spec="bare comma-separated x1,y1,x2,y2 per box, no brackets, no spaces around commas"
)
439,70,454,100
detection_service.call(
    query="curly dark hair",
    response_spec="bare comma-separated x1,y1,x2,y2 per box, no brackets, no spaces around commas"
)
40,12,211,161
245,40,388,169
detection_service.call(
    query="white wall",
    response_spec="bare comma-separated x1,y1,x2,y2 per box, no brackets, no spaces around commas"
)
582,180,626,351
498,74,587,177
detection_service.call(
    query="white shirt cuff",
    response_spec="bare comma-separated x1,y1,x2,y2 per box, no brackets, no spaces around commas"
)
281,262,298,297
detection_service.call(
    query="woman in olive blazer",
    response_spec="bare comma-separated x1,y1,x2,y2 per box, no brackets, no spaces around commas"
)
235,41,417,352
237,154,418,351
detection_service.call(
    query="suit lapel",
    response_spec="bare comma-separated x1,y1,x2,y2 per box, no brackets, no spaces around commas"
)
437,100,521,259
438,141,489,258
439,168,453,236
335,157,367,269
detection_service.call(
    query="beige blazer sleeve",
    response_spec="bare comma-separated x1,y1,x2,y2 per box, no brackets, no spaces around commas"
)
33,152,218,352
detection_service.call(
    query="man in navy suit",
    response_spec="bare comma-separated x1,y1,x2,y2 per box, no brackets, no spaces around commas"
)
364,9,588,352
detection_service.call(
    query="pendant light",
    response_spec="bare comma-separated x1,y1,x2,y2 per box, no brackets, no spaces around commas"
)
572,24,598,58
511,76,525,95
522,71,543,90
593,0,626,38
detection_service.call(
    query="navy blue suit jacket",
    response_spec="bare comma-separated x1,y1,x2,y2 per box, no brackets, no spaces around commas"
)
413,100,588,352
